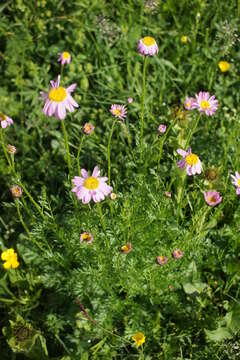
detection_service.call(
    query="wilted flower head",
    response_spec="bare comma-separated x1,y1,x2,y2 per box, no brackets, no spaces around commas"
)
180,35,188,44
128,97,134,104
158,124,167,134
72,166,112,204
110,192,117,200
83,122,95,135
172,249,184,259
138,36,158,56
177,147,202,176
132,332,145,347
121,242,132,254
204,190,222,207
10,186,22,198
218,61,230,73
184,97,195,110
80,231,93,244
205,167,219,181
110,104,127,121
40,75,78,120
58,51,71,65
231,171,240,196
156,255,168,265
0,113,13,129
192,91,218,116
1,248,19,269
7,144,16,154
165,191,171,198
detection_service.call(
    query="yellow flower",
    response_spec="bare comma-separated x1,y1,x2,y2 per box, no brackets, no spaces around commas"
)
1,248,19,269
132,332,145,347
180,35,188,44
218,61,230,73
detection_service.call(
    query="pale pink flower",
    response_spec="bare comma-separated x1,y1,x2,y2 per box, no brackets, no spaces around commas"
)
80,231,93,244
231,171,240,196
192,91,218,116
41,75,78,120
138,36,158,56
83,123,95,135
158,124,167,134
72,166,112,204
110,104,127,121
184,97,195,110
0,113,13,129
10,186,22,198
177,147,202,176
58,51,71,65
172,249,184,259
156,256,168,266
204,190,222,207
128,97,133,104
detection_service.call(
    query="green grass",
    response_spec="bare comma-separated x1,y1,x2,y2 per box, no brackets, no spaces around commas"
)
0,0,240,359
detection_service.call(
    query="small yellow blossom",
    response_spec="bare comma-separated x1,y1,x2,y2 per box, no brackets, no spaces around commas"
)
180,35,188,44
110,192,117,200
1,248,19,269
218,61,230,73
132,332,145,347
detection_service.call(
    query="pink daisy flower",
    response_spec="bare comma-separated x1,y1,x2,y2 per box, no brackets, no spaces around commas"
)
231,171,240,196
177,147,202,176
110,104,127,121
128,97,134,104
0,113,13,129
58,51,71,65
204,190,222,207
138,36,158,56
72,166,112,204
80,231,93,244
184,97,195,110
158,124,167,134
10,186,22,198
83,123,95,135
41,75,78,120
172,249,184,259
192,91,218,116
120,242,132,254
156,256,168,266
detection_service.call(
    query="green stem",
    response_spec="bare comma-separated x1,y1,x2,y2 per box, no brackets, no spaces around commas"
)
77,136,85,176
18,182,45,220
157,120,176,169
140,57,147,162
97,203,106,232
185,114,201,150
61,120,72,178
0,129,12,170
108,120,116,185
15,200,31,237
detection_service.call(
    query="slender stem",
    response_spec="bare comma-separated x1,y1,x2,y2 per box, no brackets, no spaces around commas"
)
108,120,116,185
140,57,147,162
61,120,72,178
77,136,85,176
19,182,45,220
177,172,187,222
15,200,31,237
0,129,12,170
97,203,106,232
157,120,176,169
185,114,201,150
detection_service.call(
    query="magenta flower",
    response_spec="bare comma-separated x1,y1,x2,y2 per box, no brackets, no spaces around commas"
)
83,123,95,135
138,36,158,56
72,166,112,204
110,104,127,121
231,171,240,196
158,124,167,134
192,91,218,116
80,231,93,244
0,113,13,129
156,256,168,266
172,249,184,259
177,147,202,176
41,75,78,120
128,97,133,104
58,51,71,65
204,190,222,207
184,97,195,110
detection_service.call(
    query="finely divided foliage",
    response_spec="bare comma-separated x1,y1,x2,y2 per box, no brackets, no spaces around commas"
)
0,1,240,359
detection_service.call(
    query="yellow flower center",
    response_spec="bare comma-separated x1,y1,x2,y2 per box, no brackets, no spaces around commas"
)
181,35,188,44
142,36,155,46
237,179,240,187
113,109,121,116
84,176,99,190
48,87,67,102
0,113,6,121
208,195,217,203
185,153,199,166
82,233,91,241
62,51,70,59
200,100,210,109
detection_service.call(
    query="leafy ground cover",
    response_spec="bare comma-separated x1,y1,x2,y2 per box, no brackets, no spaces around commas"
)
0,0,240,359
